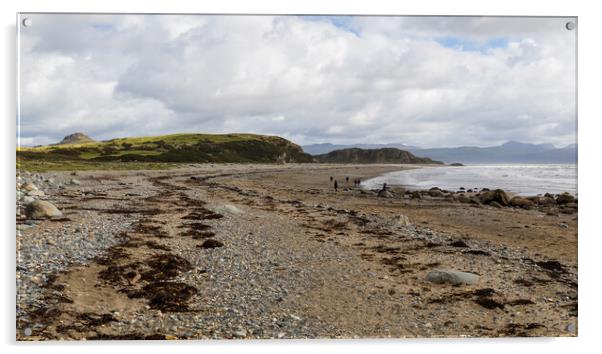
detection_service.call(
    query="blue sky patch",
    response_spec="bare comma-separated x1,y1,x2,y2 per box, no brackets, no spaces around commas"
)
436,36,509,53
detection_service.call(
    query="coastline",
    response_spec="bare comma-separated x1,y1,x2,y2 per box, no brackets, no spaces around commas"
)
361,163,578,196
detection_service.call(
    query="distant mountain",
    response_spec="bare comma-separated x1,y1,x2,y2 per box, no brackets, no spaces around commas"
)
314,148,443,164
305,140,577,164
409,141,577,164
303,143,417,155
55,132,96,145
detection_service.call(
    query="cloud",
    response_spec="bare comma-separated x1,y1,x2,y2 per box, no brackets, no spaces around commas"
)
19,14,576,147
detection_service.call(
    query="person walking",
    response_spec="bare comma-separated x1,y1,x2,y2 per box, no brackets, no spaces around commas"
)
334,179,338,192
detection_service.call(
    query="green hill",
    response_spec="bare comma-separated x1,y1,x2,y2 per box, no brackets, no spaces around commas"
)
17,133,314,171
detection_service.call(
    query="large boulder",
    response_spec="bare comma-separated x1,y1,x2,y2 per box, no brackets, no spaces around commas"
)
478,189,510,206
509,196,535,209
425,269,479,285
556,193,576,205
25,200,63,219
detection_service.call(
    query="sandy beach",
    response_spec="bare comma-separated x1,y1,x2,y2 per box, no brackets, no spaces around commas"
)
16,163,577,339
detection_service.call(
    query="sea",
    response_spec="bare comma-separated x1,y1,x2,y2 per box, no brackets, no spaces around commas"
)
362,164,577,196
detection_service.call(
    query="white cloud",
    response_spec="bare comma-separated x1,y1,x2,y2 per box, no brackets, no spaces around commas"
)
19,14,576,147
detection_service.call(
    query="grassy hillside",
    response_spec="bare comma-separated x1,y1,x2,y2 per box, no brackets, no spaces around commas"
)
17,133,314,171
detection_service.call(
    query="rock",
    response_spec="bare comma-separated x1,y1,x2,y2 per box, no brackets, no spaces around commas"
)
27,190,45,197
21,182,38,192
456,194,471,204
509,196,535,209
391,214,411,226
21,196,35,204
533,196,556,206
478,189,510,206
489,201,502,208
425,269,479,285
559,223,569,228
69,178,81,185
450,163,464,166
23,327,33,336
428,189,444,197
410,191,422,200
377,189,393,198
390,187,406,195
556,193,575,205
25,200,63,219
233,329,247,338
566,323,576,333
215,204,242,215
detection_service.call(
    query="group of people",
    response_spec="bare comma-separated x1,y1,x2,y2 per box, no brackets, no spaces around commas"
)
329,176,362,192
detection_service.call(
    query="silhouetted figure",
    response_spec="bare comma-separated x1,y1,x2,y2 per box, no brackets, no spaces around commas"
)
358,178,361,186
382,182,387,191
334,180,338,192
330,176,333,182
346,176,349,185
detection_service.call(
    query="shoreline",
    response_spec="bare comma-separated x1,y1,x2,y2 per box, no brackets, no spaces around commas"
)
361,163,578,197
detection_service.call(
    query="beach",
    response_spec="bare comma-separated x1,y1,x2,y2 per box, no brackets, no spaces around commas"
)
16,163,577,339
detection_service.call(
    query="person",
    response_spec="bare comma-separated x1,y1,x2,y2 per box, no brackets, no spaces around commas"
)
357,178,361,186
334,180,338,192
346,176,349,184
382,182,387,191
330,176,333,182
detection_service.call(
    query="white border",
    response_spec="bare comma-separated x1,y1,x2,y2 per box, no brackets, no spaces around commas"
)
2,1,601,353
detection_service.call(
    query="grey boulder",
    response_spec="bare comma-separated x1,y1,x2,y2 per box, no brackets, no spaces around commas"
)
426,269,479,285
25,200,63,219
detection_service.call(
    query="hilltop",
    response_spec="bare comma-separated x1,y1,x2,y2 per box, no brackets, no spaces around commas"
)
314,147,443,164
55,132,96,145
17,133,314,171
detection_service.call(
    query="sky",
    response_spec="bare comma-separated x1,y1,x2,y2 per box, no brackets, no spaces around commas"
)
18,14,577,148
